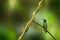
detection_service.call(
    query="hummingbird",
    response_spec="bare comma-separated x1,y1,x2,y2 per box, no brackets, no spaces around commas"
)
43,19,47,33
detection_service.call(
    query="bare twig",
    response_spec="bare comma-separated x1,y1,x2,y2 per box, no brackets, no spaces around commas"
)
18,0,43,40
47,31,56,40
33,21,56,40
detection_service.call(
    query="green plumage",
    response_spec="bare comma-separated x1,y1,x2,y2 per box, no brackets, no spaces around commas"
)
43,19,47,33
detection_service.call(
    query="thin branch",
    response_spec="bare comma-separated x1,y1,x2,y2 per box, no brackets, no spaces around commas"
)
47,31,56,40
18,0,43,40
33,21,56,40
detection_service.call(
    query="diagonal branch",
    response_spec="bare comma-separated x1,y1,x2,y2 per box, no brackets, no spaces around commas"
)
47,31,56,40
18,0,43,40
33,21,56,40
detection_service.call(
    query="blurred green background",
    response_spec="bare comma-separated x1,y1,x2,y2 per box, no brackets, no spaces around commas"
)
0,0,60,40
